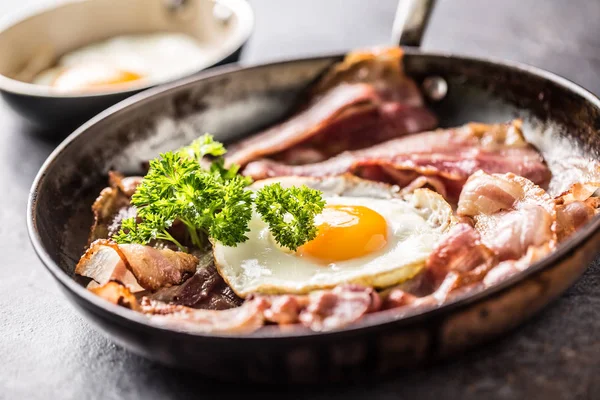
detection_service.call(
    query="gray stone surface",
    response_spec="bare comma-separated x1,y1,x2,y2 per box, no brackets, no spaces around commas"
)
1,0,600,398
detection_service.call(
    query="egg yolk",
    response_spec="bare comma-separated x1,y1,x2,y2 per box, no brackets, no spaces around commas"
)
298,205,388,263
51,64,143,92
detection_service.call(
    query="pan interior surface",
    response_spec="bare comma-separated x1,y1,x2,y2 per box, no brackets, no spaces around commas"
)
30,51,600,338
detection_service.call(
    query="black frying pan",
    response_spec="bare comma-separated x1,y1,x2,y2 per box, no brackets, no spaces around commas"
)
27,0,600,384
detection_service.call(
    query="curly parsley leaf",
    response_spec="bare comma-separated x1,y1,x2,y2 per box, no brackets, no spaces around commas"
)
255,183,325,251
114,135,324,251
113,214,185,250
114,150,253,250
209,175,254,246
178,133,226,162
209,157,242,182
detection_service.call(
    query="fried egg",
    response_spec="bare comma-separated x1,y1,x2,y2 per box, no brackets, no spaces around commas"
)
213,176,456,297
32,33,210,93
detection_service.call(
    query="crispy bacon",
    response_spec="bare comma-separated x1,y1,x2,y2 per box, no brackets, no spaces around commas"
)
483,244,553,286
79,242,145,293
76,240,197,292
90,280,140,310
88,171,141,244
147,254,242,310
426,223,496,286
458,171,557,262
557,202,596,240
382,244,551,312
554,182,600,241
458,170,555,216
243,121,551,202
249,285,381,331
261,295,308,325
398,175,448,199
308,47,423,101
226,47,437,167
382,289,419,309
457,172,526,216
91,282,380,333
382,175,600,310
296,285,381,331
140,297,267,334
484,206,554,261
390,172,558,303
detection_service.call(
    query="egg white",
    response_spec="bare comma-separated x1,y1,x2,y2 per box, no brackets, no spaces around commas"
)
214,187,456,297
32,33,212,89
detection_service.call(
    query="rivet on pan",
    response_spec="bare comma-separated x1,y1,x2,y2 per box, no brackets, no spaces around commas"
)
422,76,448,102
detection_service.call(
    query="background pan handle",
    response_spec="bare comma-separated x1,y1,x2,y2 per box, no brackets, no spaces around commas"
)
391,0,437,47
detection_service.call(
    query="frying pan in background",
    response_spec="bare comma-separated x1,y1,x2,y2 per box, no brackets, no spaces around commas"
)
0,0,253,132
27,0,600,383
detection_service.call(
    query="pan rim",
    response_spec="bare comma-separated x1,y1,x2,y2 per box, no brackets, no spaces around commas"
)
27,48,600,341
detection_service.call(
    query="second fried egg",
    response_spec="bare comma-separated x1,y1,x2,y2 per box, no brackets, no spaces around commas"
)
32,33,210,93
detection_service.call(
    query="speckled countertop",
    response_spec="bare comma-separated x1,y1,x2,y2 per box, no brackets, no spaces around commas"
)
2,0,600,399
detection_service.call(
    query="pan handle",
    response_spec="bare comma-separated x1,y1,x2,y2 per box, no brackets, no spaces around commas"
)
391,0,437,47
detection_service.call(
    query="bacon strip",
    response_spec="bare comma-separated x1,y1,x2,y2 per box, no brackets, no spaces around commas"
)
147,254,242,310
426,223,496,286
458,171,557,261
483,244,553,286
140,297,267,334
76,240,197,292
226,47,437,167
291,285,380,332
151,284,379,333
79,242,145,293
88,171,141,244
90,281,140,310
92,281,380,333
383,176,600,310
554,182,600,241
243,120,551,202
383,172,558,306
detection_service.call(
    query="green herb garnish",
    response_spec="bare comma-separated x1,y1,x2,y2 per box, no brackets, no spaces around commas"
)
255,183,325,251
113,134,324,251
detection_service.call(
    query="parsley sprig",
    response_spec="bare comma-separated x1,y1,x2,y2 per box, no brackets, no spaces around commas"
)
113,134,325,251
255,183,325,251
